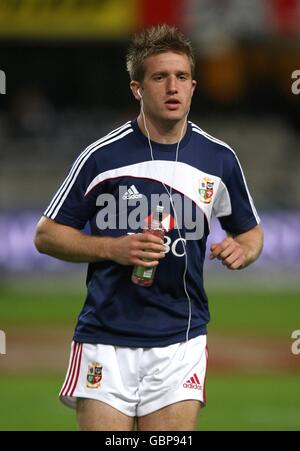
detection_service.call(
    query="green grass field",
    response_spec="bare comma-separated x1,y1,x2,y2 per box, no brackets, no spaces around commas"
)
1,274,299,335
0,374,299,431
0,274,299,431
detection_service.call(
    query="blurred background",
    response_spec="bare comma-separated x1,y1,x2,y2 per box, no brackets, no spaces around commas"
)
0,0,300,431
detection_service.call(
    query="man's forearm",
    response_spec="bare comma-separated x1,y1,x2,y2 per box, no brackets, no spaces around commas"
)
34,216,166,267
35,218,113,263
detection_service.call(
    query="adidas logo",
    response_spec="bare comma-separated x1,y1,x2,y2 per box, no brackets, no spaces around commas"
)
183,373,202,390
122,185,143,200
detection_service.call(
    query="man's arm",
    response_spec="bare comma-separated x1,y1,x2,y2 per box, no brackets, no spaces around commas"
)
34,217,165,267
209,224,263,270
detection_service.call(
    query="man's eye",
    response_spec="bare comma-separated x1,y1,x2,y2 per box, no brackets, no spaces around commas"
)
154,75,164,81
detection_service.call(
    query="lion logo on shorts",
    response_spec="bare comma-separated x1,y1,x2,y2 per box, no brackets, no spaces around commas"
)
86,362,103,389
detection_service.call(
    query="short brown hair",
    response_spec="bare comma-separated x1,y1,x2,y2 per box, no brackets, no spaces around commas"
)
126,24,195,82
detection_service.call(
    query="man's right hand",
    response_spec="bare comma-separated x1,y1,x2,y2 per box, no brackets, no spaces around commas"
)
106,233,166,267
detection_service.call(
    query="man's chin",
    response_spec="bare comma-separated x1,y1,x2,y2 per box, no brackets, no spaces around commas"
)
147,109,188,127
162,113,186,124
160,108,187,122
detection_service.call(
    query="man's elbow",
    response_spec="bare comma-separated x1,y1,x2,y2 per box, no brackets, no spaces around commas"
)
256,224,264,254
248,224,264,265
34,218,51,254
34,227,47,254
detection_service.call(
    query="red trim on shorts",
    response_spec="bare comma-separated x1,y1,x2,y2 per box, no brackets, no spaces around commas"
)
70,343,83,396
60,341,77,396
203,344,209,404
62,342,81,396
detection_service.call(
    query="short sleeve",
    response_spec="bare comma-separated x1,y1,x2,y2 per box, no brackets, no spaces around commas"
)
213,154,260,235
44,152,99,230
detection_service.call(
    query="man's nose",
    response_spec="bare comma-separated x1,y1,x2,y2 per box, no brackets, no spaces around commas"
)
166,76,178,94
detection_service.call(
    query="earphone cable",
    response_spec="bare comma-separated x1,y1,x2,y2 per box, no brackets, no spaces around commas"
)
140,101,192,353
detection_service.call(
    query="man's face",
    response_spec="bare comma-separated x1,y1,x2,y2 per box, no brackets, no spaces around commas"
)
135,51,196,124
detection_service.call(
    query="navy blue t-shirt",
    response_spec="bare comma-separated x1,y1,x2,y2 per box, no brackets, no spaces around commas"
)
44,120,260,347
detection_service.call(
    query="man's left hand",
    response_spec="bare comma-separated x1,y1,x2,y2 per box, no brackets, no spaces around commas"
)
209,236,246,270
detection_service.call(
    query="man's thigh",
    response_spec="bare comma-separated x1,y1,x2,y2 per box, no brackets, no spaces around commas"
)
76,398,135,431
137,400,201,431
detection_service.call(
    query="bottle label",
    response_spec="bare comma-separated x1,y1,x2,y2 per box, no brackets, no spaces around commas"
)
134,265,154,279
132,207,164,285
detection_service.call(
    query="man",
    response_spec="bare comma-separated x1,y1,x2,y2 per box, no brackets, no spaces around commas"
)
34,24,263,431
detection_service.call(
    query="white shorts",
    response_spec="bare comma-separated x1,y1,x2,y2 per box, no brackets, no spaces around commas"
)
59,335,208,417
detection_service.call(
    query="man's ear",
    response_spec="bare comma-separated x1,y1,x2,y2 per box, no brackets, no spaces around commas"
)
191,79,197,96
130,81,141,101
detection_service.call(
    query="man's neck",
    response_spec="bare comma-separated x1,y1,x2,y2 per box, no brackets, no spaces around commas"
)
137,114,187,144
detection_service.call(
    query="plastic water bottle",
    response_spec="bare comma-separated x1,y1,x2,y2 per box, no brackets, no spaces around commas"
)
131,204,165,287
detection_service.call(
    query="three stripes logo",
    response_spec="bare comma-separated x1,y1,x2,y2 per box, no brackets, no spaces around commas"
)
183,373,202,390
122,185,143,200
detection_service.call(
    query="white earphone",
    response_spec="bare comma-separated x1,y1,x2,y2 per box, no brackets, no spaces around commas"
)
137,88,142,100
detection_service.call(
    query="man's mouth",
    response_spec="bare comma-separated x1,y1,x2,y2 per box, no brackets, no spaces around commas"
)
165,99,181,110
165,99,180,105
